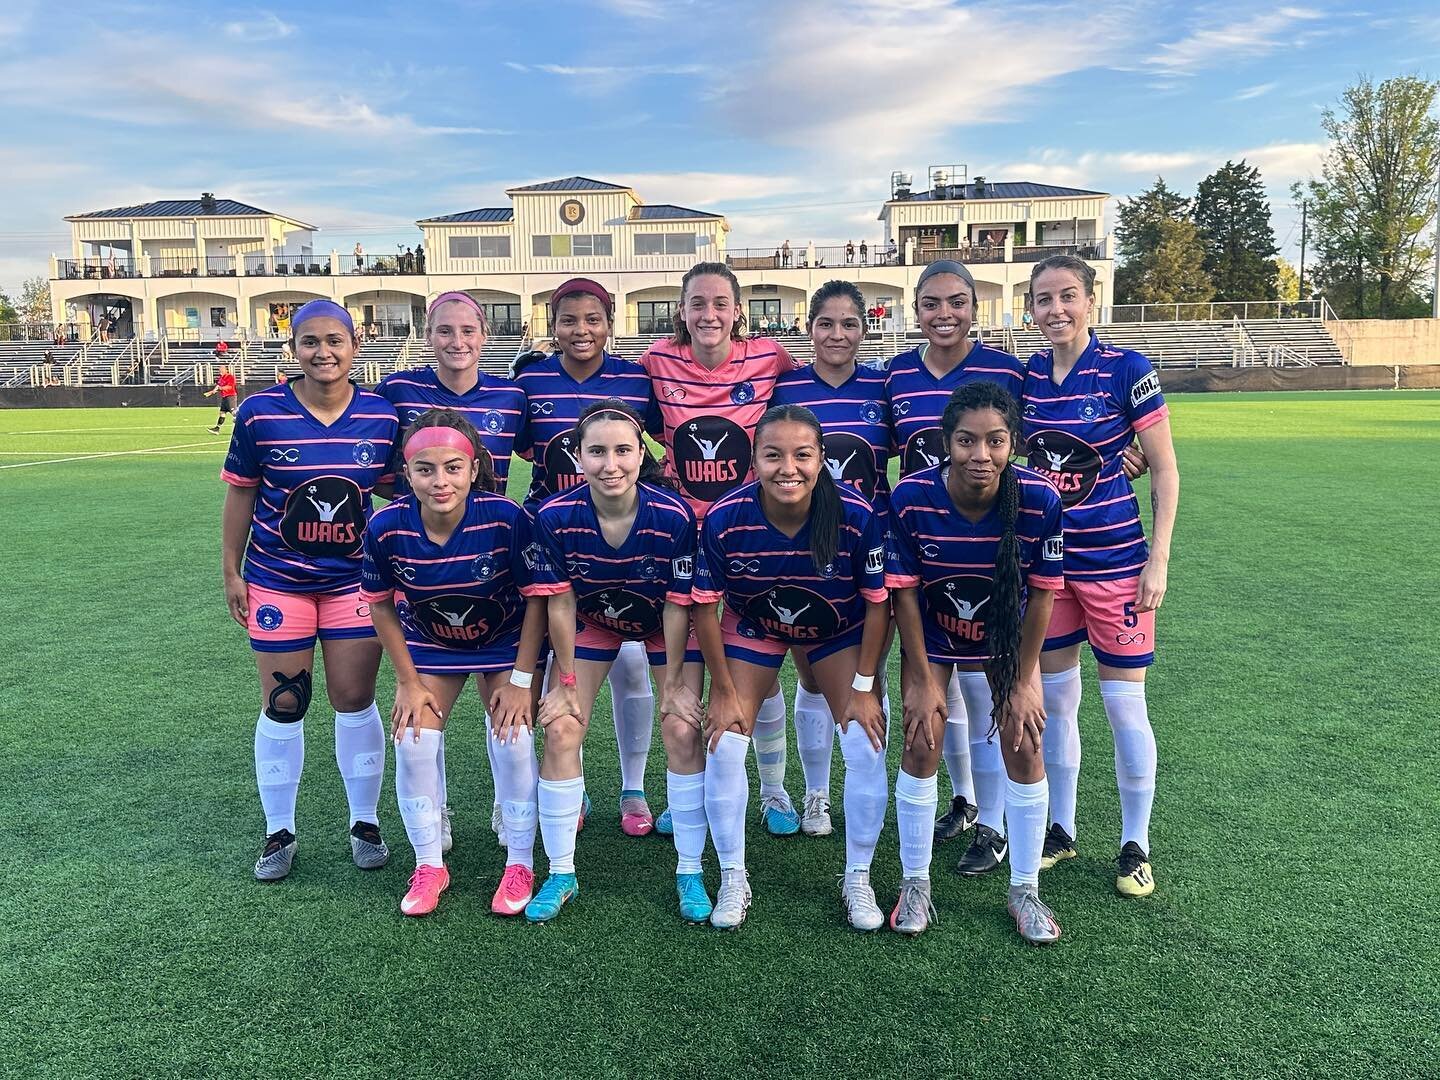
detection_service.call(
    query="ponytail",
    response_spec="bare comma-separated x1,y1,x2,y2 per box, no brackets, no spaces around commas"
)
984,463,1024,734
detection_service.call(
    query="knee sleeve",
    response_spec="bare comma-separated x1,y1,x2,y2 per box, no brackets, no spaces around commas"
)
264,669,312,723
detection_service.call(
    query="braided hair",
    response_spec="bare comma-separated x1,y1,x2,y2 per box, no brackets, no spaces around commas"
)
754,404,841,572
402,406,496,493
940,381,1024,733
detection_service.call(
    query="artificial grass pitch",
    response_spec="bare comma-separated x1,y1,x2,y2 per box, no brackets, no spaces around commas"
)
1,393,1437,1078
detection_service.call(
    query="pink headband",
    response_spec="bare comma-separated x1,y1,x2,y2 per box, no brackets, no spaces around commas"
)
551,278,613,318
427,291,487,326
404,427,477,462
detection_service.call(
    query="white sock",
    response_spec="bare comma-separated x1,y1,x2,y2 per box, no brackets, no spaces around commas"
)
1006,777,1049,888
395,730,443,867
894,768,937,880
705,731,751,871
1042,666,1082,837
942,671,974,801
794,685,834,794
957,671,1005,834
485,721,501,819
491,724,538,868
609,641,654,794
254,713,303,834
839,722,888,873
667,769,708,875
334,703,385,827
436,729,449,808
538,775,586,876
751,687,788,797
1101,680,1157,852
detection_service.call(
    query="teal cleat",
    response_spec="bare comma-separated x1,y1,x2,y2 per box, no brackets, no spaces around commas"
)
676,873,713,923
525,873,579,923
760,792,800,836
655,807,674,836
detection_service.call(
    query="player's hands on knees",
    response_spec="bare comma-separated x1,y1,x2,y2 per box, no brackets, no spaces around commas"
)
489,680,533,743
391,681,443,742
224,572,248,627
1000,678,1046,754
1121,439,1149,481
902,678,946,752
537,685,582,729
703,687,745,753
841,690,886,752
660,681,703,730
1135,558,1167,613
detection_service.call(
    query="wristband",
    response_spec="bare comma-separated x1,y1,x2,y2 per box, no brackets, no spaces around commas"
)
851,673,875,693
559,671,577,688
509,670,534,689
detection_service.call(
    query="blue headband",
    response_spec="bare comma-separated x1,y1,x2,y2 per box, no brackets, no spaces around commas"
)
916,259,977,296
291,300,355,335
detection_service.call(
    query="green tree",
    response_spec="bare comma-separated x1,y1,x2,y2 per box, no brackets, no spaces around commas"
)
0,291,18,325
18,276,51,324
1297,74,1440,318
1275,258,1300,302
1132,217,1215,309
1114,177,1208,305
1194,160,1278,301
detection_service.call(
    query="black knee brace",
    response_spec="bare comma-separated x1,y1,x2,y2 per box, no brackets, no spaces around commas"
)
265,669,312,723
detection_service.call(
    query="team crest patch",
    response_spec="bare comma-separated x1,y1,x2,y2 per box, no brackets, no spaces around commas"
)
639,557,660,580
859,400,886,425
1078,396,1103,423
480,409,505,435
730,381,755,405
820,561,839,580
352,440,377,466
255,605,284,631
472,554,498,581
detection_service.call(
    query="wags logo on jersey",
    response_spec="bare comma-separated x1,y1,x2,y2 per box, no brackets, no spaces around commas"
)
674,416,750,502
903,426,945,475
1025,430,1103,508
281,475,365,557
743,585,840,641
542,431,585,493
1130,370,1162,408
579,588,661,638
925,575,993,649
411,593,508,646
822,432,878,499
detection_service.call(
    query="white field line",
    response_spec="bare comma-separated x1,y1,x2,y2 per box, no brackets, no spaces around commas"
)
1,425,214,435
0,440,220,470
0,449,224,457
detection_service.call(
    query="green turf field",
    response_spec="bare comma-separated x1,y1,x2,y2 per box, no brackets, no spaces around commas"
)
2,393,1437,1079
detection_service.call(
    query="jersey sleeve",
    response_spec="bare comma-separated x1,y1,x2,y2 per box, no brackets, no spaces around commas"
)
665,510,698,606
692,514,727,604
511,508,554,598
643,390,664,438
524,507,572,596
1122,353,1169,432
220,409,261,486
884,498,922,590
358,523,394,603
513,380,534,460
854,503,889,604
1029,490,1065,591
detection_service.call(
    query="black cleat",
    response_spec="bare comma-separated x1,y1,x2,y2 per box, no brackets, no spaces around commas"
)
254,828,297,881
1039,823,1077,870
955,823,1008,876
933,795,978,842
1116,841,1155,897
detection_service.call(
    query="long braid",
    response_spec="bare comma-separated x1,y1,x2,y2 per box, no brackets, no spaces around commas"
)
985,462,1024,735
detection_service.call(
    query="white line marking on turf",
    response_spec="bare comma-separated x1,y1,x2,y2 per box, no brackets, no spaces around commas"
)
1,425,218,435
0,449,225,457
0,441,220,469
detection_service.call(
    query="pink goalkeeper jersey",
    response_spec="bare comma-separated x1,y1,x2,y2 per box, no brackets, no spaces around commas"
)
638,336,798,518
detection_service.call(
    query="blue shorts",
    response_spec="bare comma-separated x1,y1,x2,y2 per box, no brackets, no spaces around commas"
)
719,608,865,670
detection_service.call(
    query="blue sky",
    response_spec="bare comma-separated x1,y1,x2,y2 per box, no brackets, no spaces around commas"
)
1,0,1437,293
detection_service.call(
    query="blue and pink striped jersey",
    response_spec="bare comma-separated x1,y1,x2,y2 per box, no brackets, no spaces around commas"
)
359,491,542,666
638,336,799,517
375,365,527,497
512,352,661,508
221,380,398,594
886,464,1065,664
694,481,888,647
1022,334,1169,580
529,482,697,640
884,343,1025,477
771,362,893,517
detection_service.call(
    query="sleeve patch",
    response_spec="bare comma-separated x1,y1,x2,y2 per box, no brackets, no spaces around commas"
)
1130,370,1162,408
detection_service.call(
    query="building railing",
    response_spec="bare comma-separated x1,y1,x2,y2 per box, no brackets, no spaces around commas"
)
1109,300,1325,322
59,258,138,280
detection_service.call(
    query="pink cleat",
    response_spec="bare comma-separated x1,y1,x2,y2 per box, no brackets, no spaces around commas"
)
620,791,655,837
491,863,535,916
400,864,450,917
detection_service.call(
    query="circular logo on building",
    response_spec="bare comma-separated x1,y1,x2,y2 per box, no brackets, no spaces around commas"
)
410,593,508,648
578,588,660,639
902,426,946,475
559,199,586,226
543,430,585,494
280,475,365,557
924,574,993,654
352,440,377,467
822,432,878,500
730,381,756,405
1026,429,1103,507
743,585,840,642
255,605,284,631
672,416,749,503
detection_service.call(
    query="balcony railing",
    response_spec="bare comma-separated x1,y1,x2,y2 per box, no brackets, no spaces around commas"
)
59,259,137,280
1109,300,1324,322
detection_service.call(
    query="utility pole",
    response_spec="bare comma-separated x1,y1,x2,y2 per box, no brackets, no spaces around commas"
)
1432,162,1439,319
1298,199,1308,306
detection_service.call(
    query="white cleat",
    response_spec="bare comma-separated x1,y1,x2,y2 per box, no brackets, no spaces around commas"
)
800,789,833,837
840,870,884,931
491,801,505,848
710,869,752,930
440,804,454,854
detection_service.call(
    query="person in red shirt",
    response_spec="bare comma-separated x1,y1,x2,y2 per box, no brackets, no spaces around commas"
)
206,364,239,433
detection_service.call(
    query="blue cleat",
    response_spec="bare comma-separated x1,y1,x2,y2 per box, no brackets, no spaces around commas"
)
654,807,673,836
676,872,713,923
760,792,800,836
525,872,579,923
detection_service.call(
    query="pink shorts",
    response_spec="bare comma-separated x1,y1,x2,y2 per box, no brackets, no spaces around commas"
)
574,619,701,667
1043,576,1154,668
247,583,376,653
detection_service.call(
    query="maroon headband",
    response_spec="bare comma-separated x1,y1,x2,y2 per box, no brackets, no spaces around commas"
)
551,278,613,318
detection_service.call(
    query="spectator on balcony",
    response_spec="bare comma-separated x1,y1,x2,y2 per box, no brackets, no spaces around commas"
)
354,243,365,272
415,244,425,274
860,241,869,265
781,240,792,268
885,239,898,265
846,241,855,265
789,317,801,335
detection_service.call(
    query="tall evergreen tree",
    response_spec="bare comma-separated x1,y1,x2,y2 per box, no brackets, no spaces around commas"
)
1133,218,1215,308
1194,160,1278,300
1114,178,1207,305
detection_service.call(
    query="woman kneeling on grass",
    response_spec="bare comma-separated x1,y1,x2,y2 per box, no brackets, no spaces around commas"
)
694,405,891,930
888,382,1065,941
526,399,708,923
360,409,547,917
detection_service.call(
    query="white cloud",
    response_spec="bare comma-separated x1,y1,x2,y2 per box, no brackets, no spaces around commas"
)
1232,81,1278,101
616,172,815,206
1145,7,1326,75
505,61,704,80
222,12,295,42
991,141,1327,196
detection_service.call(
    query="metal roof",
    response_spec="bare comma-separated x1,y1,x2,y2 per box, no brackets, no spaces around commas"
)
507,176,631,193
67,198,295,220
417,208,515,224
629,204,720,221
891,182,1106,202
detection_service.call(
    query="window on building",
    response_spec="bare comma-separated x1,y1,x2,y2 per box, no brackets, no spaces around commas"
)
210,307,228,328
479,236,511,258
572,234,613,257
450,236,479,258
634,233,699,255
534,234,611,257
636,301,677,335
